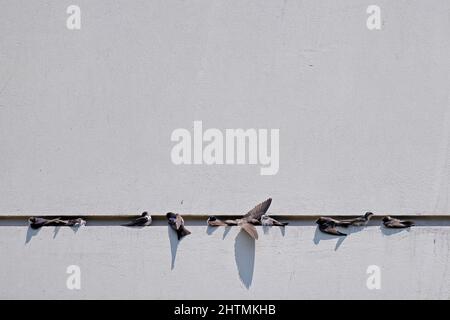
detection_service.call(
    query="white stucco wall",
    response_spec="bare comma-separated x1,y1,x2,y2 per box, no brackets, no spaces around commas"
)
0,217,449,299
1,1,450,300
1,1,450,215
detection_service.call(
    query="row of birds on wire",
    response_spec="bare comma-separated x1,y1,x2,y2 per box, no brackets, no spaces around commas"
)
28,198,415,240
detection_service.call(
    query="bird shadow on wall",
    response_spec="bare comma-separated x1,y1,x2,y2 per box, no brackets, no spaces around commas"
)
53,225,82,239
234,230,255,289
53,226,61,238
222,227,232,239
380,226,410,236
25,227,40,244
206,225,218,235
312,227,345,250
313,226,365,251
262,225,286,236
168,226,179,270
206,226,232,239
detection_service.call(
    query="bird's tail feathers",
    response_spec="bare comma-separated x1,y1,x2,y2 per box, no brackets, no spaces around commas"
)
121,222,134,227
178,227,191,240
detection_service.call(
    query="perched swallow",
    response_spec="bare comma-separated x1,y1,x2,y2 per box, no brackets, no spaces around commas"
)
166,212,191,239
224,198,272,240
316,216,352,227
382,216,415,228
65,218,87,227
122,212,152,227
28,217,63,229
261,214,288,226
316,219,347,236
340,212,374,227
207,216,228,227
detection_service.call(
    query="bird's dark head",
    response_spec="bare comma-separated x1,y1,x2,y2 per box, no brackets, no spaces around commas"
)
141,211,148,217
365,212,374,219
208,216,217,221
166,212,176,219
382,216,391,222
28,217,37,224
315,218,321,225
75,218,86,226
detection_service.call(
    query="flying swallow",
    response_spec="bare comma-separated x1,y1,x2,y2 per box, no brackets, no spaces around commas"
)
207,216,228,227
28,217,63,229
166,212,191,239
122,212,152,227
340,212,374,227
261,214,288,226
382,216,415,228
224,198,273,240
316,219,347,236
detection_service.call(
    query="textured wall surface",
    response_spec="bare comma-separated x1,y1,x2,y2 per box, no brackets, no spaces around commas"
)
1,1,449,299
0,217,449,299
1,1,450,215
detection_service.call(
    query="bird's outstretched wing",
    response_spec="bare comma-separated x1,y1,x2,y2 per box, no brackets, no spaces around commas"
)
243,198,272,220
240,222,259,240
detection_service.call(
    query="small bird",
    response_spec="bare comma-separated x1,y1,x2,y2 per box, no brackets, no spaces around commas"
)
122,212,152,227
316,216,352,227
166,212,191,239
261,214,288,226
316,219,347,236
340,212,374,227
207,216,228,227
382,216,415,228
224,198,273,240
28,217,63,229
65,218,87,227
